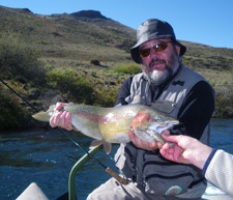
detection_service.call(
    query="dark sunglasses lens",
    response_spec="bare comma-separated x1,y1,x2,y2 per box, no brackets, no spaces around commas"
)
139,42,169,57
155,42,168,52
139,48,150,57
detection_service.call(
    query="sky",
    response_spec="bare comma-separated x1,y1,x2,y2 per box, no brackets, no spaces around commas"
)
1,0,233,49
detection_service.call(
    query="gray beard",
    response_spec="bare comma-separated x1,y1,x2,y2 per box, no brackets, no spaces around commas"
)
143,56,181,86
144,69,170,85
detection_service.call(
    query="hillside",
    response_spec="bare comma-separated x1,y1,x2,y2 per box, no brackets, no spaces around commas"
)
1,5,233,71
0,5,233,130
0,6,135,64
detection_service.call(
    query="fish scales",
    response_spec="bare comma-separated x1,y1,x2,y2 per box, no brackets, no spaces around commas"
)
65,104,138,142
32,103,179,152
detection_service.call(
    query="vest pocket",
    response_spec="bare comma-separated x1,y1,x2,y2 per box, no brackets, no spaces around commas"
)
144,166,193,195
142,153,200,196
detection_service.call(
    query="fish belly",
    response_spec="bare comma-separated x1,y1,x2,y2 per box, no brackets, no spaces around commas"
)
71,115,103,140
98,114,132,143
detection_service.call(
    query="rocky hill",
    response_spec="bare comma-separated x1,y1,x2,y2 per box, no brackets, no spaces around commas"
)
0,6,136,64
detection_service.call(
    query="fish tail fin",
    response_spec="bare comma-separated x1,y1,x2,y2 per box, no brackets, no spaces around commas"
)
32,105,55,122
32,111,50,122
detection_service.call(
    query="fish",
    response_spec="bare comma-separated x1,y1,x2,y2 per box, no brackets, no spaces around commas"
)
32,103,179,154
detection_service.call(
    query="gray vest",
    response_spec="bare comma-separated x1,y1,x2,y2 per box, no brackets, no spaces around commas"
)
115,66,209,198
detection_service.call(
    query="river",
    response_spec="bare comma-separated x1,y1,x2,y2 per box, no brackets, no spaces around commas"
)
0,119,233,200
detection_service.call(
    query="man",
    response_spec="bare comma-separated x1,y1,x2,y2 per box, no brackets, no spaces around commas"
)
50,19,215,199
159,131,233,197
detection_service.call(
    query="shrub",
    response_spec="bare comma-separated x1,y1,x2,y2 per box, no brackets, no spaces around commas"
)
94,87,118,107
215,86,233,117
0,86,32,130
46,68,94,104
0,34,46,84
112,64,141,75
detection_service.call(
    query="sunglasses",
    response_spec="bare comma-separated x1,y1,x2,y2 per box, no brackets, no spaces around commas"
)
139,41,172,58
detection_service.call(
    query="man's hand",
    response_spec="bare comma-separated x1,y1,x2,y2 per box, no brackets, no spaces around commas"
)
128,131,163,151
49,102,73,131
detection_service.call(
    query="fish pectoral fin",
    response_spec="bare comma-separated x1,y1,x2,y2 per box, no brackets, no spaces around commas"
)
134,128,154,142
90,139,104,148
146,129,165,144
89,140,112,155
103,142,112,155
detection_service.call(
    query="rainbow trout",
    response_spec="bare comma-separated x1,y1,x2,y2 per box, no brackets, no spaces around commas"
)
32,104,179,154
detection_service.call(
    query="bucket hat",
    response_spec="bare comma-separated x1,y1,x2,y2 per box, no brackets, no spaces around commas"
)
130,19,186,64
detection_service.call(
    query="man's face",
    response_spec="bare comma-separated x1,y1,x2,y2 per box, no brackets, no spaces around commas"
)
139,38,181,85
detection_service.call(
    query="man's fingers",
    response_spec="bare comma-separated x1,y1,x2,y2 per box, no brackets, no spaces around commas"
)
49,111,73,130
55,102,67,111
128,131,159,151
60,111,73,130
50,111,62,127
128,130,136,139
161,132,178,143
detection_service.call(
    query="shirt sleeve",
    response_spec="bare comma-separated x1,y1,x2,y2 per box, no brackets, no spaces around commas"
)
114,76,133,106
171,81,215,139
202,148,218,175
204,149,233,196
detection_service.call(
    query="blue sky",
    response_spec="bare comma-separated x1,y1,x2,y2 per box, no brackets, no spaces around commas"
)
1,0,233,49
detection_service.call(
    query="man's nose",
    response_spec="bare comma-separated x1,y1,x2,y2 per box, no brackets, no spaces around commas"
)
149,48,159,57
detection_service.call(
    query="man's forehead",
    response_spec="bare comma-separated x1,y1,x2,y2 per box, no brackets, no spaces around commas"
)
140,38,172,47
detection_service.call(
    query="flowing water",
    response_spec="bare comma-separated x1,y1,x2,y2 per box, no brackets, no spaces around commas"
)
0,119,233,200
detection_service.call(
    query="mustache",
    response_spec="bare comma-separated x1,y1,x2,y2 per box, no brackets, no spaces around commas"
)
149,58,166,68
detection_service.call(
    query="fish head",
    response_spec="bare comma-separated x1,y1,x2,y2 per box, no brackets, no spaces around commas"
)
148,117,179,134
131,111,179,131
145,118,179,144
131,111,154,130
131,111,179,143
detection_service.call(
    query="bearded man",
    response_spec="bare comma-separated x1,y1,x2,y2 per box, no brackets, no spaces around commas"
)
50,19,215,200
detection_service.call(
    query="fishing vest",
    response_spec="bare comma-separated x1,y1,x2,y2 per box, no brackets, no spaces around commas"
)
115,65,210,199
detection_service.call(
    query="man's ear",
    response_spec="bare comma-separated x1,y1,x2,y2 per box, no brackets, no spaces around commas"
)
175,45,181,55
